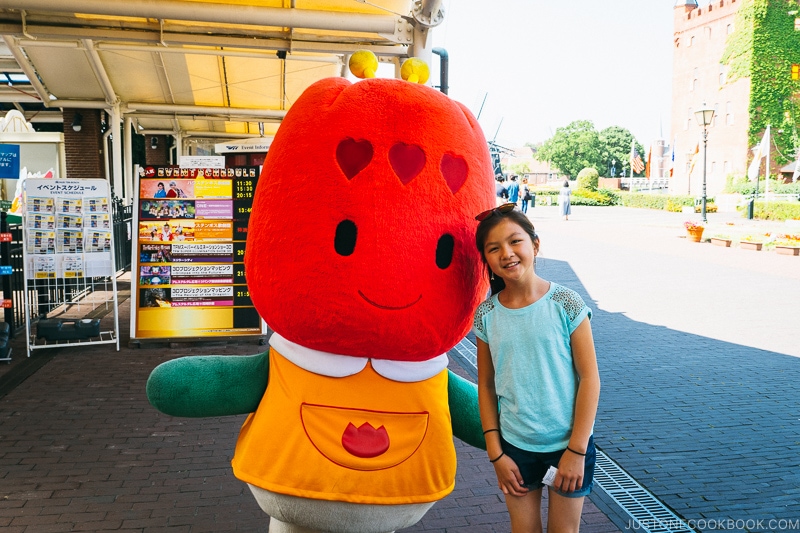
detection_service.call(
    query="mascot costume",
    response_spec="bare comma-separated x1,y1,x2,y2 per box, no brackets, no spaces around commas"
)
147,51,495,533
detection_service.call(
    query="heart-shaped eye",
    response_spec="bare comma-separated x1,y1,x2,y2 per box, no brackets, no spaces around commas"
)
336,138,374,179
440,153,468,193
389,143,426,184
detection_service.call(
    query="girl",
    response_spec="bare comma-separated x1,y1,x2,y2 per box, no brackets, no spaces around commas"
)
473,203,600,533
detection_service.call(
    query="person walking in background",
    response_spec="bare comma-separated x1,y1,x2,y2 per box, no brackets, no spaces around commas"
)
495,176,509,206
507,176,520,207
520,180,532,214
558,179,572,221
473,204,600,533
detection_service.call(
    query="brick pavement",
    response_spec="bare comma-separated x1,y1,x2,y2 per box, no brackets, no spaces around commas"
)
9,204,795,532
0,276,621,531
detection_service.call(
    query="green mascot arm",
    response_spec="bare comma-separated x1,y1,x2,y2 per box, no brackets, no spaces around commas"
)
146,351,270,417
447,370,486,450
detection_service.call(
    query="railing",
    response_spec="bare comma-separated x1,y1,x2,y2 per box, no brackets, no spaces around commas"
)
623,177,670,191
0,213,25,336
0,199,131,336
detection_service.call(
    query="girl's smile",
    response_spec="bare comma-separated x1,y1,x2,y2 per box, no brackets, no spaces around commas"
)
483,219,537,284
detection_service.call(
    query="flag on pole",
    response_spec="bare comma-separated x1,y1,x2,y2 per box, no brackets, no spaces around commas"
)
688,142,700,175
630,142,644,174
645,145,652,179
669,137,676,177
747,125,770,181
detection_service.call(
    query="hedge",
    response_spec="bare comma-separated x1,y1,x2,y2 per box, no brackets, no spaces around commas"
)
742,201,800,221
527,188,799,220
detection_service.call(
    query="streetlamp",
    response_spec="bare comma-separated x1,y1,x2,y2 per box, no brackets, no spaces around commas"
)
694,103,715,223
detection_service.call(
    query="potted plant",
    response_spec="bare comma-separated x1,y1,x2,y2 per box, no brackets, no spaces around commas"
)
738,234,765,251
709,234,732,247
774,234,800,256
684,221,705,242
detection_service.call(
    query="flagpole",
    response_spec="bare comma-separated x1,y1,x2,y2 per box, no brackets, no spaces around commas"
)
765,125,770,198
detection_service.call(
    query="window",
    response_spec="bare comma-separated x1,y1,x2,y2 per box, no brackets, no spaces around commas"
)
689,35,695,47
686,107,693,130
711,161,716,173
792,64,800,80
713,104,720,127
727,24,734,34
724,161,731,174
705,26,712,38
691,68,699,91
719,65,726,85
795,18,800,31
726,102,734,125
1,73,30,85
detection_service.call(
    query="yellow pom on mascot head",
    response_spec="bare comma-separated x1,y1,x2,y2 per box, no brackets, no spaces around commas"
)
147,52,495,533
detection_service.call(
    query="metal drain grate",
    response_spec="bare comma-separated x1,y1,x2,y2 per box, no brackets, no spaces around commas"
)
595,450,694,533
450,336,694,533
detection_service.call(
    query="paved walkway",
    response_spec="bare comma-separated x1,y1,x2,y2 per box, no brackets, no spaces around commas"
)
528,205,800,531
1,204,798,532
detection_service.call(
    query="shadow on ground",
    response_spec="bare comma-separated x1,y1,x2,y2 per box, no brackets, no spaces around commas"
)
543,258,800,527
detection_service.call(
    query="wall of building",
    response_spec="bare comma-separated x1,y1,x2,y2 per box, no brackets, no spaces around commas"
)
145,135,169,166
671,0,750,197
63,109,105,181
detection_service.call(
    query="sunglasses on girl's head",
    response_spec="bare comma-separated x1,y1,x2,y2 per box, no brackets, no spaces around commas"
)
475,202,516,221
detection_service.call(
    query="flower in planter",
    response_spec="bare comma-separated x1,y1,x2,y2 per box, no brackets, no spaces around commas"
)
739,233,770,244
774,233,800,247
711,234,731,240
684,221,704,230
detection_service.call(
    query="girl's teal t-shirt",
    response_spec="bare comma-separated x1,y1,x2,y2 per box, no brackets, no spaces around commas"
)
473,283,591,453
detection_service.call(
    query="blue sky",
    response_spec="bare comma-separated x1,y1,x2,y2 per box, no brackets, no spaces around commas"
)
429,0,691,149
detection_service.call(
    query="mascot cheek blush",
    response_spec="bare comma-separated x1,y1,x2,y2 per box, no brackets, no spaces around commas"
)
147,57,495,533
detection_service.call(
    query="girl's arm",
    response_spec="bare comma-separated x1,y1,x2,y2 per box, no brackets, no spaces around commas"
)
477,338,528,496
555,317,601,493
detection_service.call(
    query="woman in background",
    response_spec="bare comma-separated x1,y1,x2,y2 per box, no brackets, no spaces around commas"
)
558,180,572,221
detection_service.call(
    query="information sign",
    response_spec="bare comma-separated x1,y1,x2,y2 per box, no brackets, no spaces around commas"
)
131,165,264,339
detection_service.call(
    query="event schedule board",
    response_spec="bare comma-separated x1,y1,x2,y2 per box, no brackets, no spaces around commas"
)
131,165,265,339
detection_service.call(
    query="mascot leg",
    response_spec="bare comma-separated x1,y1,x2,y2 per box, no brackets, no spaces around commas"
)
249,485,434,533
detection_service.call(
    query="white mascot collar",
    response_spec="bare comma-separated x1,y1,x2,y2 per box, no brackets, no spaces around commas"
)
269,333,448,383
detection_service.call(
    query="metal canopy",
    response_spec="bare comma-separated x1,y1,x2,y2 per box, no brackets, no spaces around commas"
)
0,0,441,138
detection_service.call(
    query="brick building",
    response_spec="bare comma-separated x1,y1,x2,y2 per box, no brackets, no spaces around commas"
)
671,0,749,197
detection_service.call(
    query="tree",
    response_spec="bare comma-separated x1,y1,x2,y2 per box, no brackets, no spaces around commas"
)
598,126,643,177
534,120,604,178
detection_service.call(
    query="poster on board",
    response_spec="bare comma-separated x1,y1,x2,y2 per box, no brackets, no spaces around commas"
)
21,178,121,355
131,165,264,339
23,179,115,279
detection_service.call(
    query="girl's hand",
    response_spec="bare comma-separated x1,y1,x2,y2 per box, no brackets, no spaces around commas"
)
493,455,529,497
554,451,585,493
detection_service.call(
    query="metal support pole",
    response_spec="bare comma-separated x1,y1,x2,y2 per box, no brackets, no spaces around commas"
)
701,128,708,223
431,47,448,95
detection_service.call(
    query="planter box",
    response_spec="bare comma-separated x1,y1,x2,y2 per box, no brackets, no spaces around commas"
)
775,246,800,256
739,241,763,251
710,238,732,247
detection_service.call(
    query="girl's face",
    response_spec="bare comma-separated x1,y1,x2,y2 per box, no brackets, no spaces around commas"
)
483,218,537,285
157,184,164,190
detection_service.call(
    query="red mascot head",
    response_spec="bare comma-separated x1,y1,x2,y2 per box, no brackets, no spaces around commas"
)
245,76,494,361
